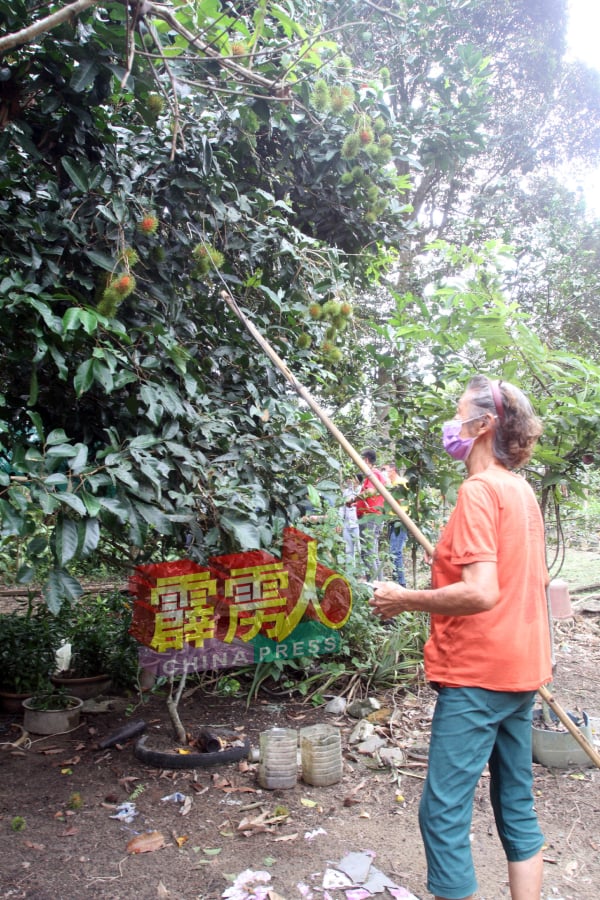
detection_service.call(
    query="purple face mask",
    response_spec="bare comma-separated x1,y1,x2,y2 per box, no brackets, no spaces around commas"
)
442,419,476,461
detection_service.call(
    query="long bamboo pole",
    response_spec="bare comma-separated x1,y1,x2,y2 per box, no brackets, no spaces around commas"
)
220,289,600,769
220,290,434,556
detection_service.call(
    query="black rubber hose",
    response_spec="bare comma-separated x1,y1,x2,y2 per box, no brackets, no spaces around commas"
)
97,719,147,749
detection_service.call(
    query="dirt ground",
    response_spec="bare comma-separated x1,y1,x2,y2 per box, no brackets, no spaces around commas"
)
1,600,599,900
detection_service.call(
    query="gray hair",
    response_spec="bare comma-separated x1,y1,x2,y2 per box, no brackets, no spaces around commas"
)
465,375,542,469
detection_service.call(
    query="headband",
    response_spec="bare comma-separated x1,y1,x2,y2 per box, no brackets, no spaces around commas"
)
490,379,504,421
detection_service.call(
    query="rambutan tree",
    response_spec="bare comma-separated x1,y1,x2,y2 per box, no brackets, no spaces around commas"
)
1,0,599,612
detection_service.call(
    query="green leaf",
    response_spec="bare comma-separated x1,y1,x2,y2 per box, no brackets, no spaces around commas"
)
38,491,59,515
79,490,102,517
55,492,87,516
69,443,89,474
134,502,173,533
46,429,69,446
219,514,261,550
63,307,99,335
98,496,129,523
26,411,45,443
93,362,114,393
129,434,159,450
61,157,91,191
28,367,39,406
84,249,117,270
46,443,77,458
69,59,99,92
43,569,83,614
307,484,322,510
74,358,95,397
27,536,48,556
81,517,100,556
44,473,69,486
28,297,61,333
56,517,79,565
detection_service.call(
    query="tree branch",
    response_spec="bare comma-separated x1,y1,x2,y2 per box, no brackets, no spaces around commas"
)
0,0,284,96
0,0,101,53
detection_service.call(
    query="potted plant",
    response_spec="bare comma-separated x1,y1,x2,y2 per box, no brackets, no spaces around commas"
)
0,600,60,712
50,591,138,699
22,687,83,734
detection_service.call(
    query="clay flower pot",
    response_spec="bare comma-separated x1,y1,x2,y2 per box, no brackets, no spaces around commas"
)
0,690,34,714
50,673,112,700
22,696,83,735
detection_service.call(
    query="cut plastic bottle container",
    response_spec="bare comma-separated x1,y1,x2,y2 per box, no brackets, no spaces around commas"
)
257,727,298,789
300,723,343,786
548,578,573,619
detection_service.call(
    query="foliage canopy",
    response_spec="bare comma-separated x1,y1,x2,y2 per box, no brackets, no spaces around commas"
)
1,0,599,611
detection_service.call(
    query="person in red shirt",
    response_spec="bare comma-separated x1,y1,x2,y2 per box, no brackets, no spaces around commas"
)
355,448,386,580
370,375,551,900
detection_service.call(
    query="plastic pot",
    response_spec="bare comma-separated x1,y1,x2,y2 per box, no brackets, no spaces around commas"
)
532,708,594,769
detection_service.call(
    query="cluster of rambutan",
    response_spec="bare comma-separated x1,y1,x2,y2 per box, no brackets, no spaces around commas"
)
95,214,161,317
191,243,225,277
297,296,353,363
97,272,137,317
310,78,355,115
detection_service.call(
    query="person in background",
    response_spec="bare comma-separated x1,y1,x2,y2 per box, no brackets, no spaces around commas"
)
380,463,408,587
340,474,361,569
354,448,386,581
370,375,551,900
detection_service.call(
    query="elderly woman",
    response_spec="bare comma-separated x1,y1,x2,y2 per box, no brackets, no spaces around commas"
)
370,375,552,900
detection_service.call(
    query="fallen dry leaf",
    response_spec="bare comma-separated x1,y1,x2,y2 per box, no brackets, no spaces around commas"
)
272,833,299,842
222,785,257,794
118,776,139,789
190,783,208,795
59,756,80,766
343,778,368,808
211,774,231,790
127,830,166,854
24,841,45,851
62,827,79,836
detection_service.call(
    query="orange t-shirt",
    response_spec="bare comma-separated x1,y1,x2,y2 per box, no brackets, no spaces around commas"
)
425,464,552,691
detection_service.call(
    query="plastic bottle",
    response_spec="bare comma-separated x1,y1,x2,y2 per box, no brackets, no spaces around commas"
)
257,727,298,789
300,723,343,786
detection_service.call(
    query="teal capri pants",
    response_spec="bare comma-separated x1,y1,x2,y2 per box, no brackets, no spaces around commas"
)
418,687,544,900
